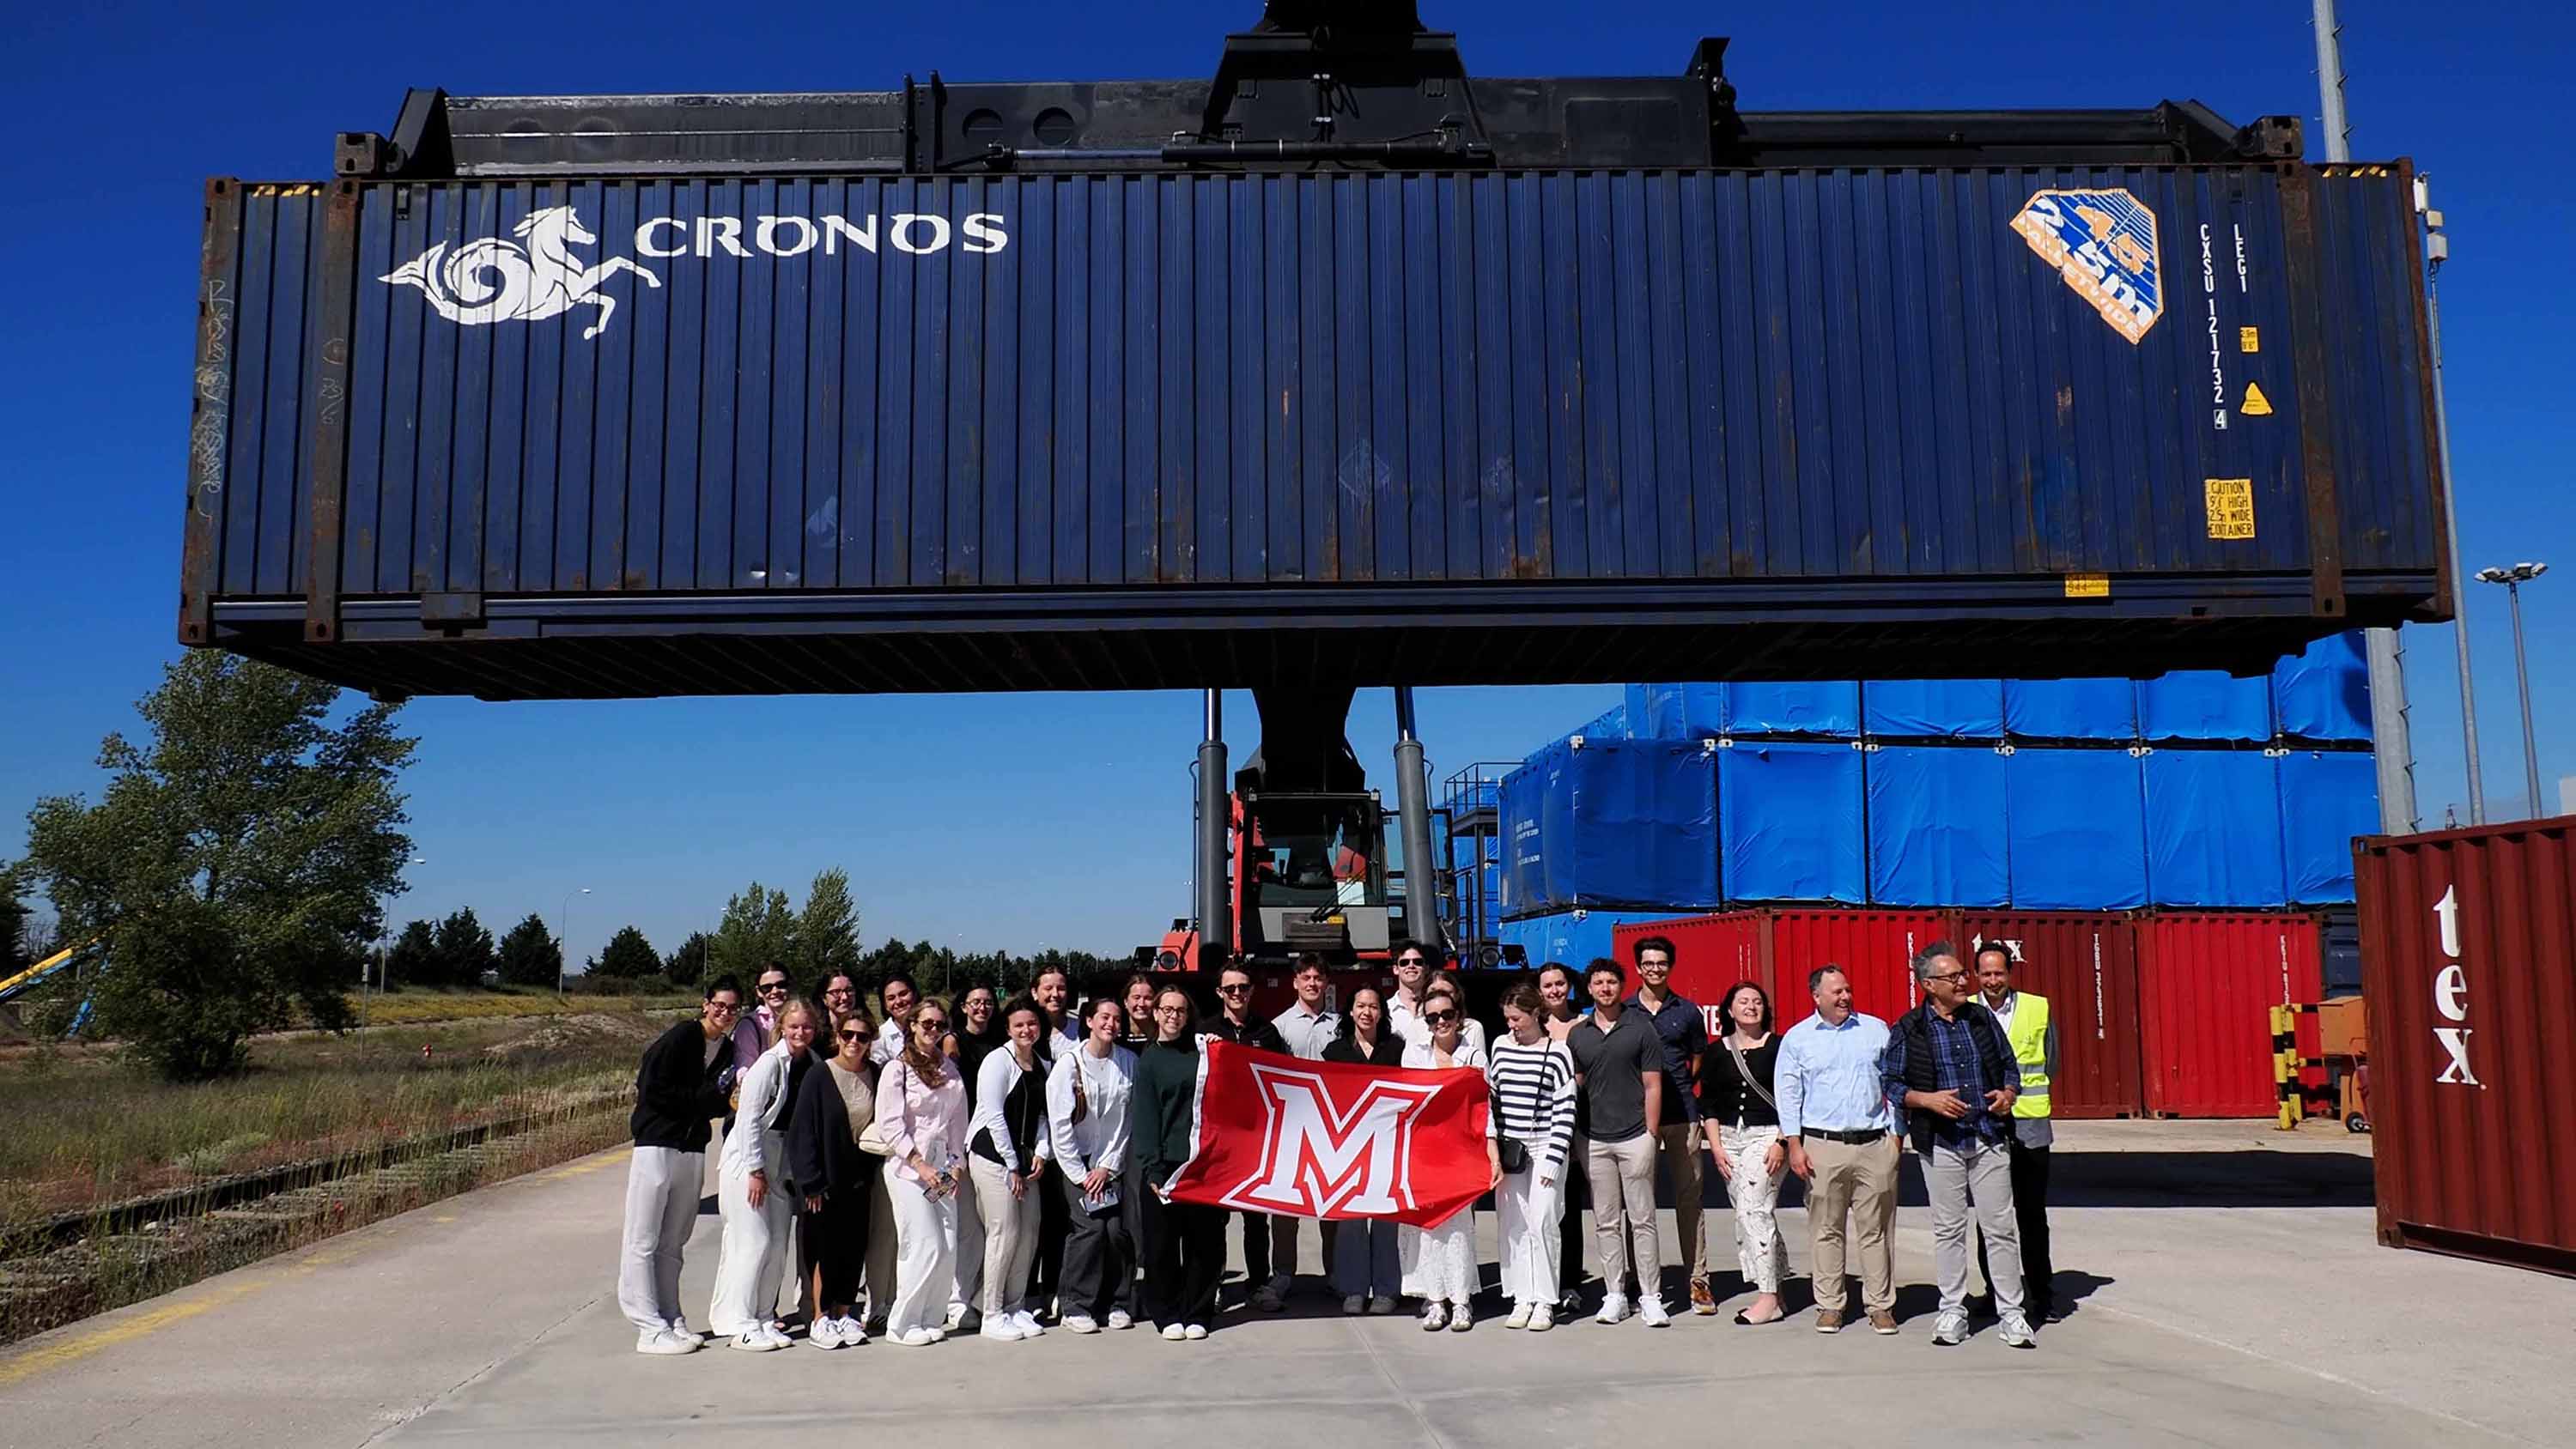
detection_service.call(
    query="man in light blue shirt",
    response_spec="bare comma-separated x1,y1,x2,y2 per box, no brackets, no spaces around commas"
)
1774,965,1901,1337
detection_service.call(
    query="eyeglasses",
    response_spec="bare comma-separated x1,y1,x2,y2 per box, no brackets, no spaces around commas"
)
1152,1003,1189,1015
1927,971,1969,985
1424,1009,1460,1025
915,1018,948,1033
1218,982,1251,995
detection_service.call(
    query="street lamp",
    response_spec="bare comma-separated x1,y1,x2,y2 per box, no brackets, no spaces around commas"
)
559,887,592,996
2474,562,2549,818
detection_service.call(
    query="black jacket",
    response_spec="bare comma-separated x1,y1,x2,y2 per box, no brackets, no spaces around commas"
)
1323,1033,1407,1066
1198,1013,1286,1052
787,1058,880,1199
631,1019,732,1152
1129,1037,1204,1185
1889,1001,2015,1155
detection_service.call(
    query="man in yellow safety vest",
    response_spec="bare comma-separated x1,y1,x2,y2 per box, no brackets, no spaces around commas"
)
1973,943,2057,1322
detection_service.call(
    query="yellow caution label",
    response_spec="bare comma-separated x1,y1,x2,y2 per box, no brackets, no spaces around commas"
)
2241,381,2274,416
2063,573,2111,598
2239,326,2261,353
2206,477,2256,539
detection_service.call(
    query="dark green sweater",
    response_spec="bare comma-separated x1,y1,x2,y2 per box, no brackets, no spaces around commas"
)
1129,1036,1204,1185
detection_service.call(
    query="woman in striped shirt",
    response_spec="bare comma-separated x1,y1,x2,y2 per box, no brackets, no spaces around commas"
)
1488,983,1579,1331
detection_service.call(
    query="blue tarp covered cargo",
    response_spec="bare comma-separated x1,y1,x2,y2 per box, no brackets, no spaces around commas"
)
2002,679,2139,740
1862,681,2006,740
1866,747,2009,906
2002,749,2148,908
1623,684,1722,742
2280,749,2379,901
1498,909,1686,971
1574,703,1631,741
2138,671,2275,742
1719,742,1863,902
1500,739,1716,915
2272,632,2372,743
1723,683,1861,738
2144,751,2288,906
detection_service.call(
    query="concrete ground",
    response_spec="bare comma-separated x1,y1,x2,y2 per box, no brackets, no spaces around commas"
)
3,1122,2569,1447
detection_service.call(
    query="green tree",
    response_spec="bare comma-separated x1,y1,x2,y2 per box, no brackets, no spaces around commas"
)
384,918,438,988
495,912,562,988
0,654,414,1080
434,908,496,987
665,931,712,988
1,897,27,978
594,925,663,980
710,882,796,984
793,868,862,981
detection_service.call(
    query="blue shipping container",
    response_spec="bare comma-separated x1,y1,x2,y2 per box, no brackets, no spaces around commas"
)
1501,739,1717,916
188,165,2445,701
1498,909,1683,972
2271,631,2372,743
1866,747,2010,906
2144,751,2289,906
1719,742,1865,902
2280,749,2379,901
1862,680,2006,740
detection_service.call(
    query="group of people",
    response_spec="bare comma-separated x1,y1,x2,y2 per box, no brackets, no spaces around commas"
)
613,935,2058,1355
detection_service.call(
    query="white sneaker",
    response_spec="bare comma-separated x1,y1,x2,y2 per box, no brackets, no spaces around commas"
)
1063,1313,1099,1334
1505,1303,1533,1331
896,1326,943,1347
1012,1310,1046,1337
836,1314,868,1346
806,1318,842,1349
1107,1309,1134,1331
1160,1323,1188,1341
1932,1312,1969,1346
1639,1296,1672,1328
1182,1324,1209,1340
1595,1294,1630,1325
1420,1302,1450,1331
732,1327,784,1352
636,1328,696,1355
945,1303,972,1331
665,1316,706,1349
1528,1305,1555,1332
1447,1301,1473,1332
1998,1313,2037,1349
980,1317,1028,1343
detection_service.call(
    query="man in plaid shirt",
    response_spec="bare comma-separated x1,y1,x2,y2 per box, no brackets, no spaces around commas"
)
1884,943,2032,1349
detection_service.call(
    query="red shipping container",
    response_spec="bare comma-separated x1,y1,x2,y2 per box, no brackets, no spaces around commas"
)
1957,912,2147,1119
1614,908,1948,1034
2357,815,2576,1276
2134,912,2324,1117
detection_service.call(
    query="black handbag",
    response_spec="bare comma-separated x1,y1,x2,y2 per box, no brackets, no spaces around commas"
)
1497,1135,1531,1174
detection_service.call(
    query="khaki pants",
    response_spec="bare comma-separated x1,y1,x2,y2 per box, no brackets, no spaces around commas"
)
1586,1133,1660,1303
1802,1133,1899,1314
1657,1121,1708,1291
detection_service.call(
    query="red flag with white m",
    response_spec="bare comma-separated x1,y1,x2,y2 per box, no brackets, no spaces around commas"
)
1163,1039,1491,1228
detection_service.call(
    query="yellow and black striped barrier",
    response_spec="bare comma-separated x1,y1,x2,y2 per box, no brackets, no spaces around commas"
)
2269,999,2369,1132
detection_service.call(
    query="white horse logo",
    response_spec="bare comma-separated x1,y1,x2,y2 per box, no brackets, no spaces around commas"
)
380,205,659,340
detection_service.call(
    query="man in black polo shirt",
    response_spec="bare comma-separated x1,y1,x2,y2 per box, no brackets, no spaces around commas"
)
1626,934,1710,1313
1199,961,1290,1311
1568,959,1667,1326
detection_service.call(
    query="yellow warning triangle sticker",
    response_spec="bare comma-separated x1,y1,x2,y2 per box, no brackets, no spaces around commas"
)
2241,381,2274,416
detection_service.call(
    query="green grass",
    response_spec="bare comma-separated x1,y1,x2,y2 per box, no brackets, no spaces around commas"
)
0,1010,674,1226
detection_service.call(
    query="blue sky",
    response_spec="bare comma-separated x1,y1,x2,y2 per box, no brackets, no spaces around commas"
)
2,1,2567,961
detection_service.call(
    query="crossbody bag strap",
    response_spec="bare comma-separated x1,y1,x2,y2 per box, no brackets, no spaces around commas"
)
1727,1036,1778,1113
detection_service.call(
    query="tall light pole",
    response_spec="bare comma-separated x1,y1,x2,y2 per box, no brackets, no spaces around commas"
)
2418,179,2486,823
558,887,591,997
2315,0,2421,834
2475,564,2549,816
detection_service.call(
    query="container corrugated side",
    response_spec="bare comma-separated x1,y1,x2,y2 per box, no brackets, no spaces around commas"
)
1959,911,2145,1119
2357,816,2576,1276
2134,911,2323,1116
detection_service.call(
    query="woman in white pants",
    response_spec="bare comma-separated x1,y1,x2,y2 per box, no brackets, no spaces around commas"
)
710,1000,818,1349
1487,985,1577,1331
881,1000,969,1346
967,994,1054,1342
1399,987,1497,1331
1699,980,1789,1325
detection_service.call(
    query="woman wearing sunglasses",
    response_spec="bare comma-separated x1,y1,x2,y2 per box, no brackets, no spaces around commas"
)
789,1003,880,1347
710,998,818,1350
882,1000,969,1346
1324,985,1406,1313
1399,986,1498,1331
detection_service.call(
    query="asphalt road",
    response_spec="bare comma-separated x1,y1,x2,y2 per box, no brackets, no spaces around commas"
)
3,1124,2568,1447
